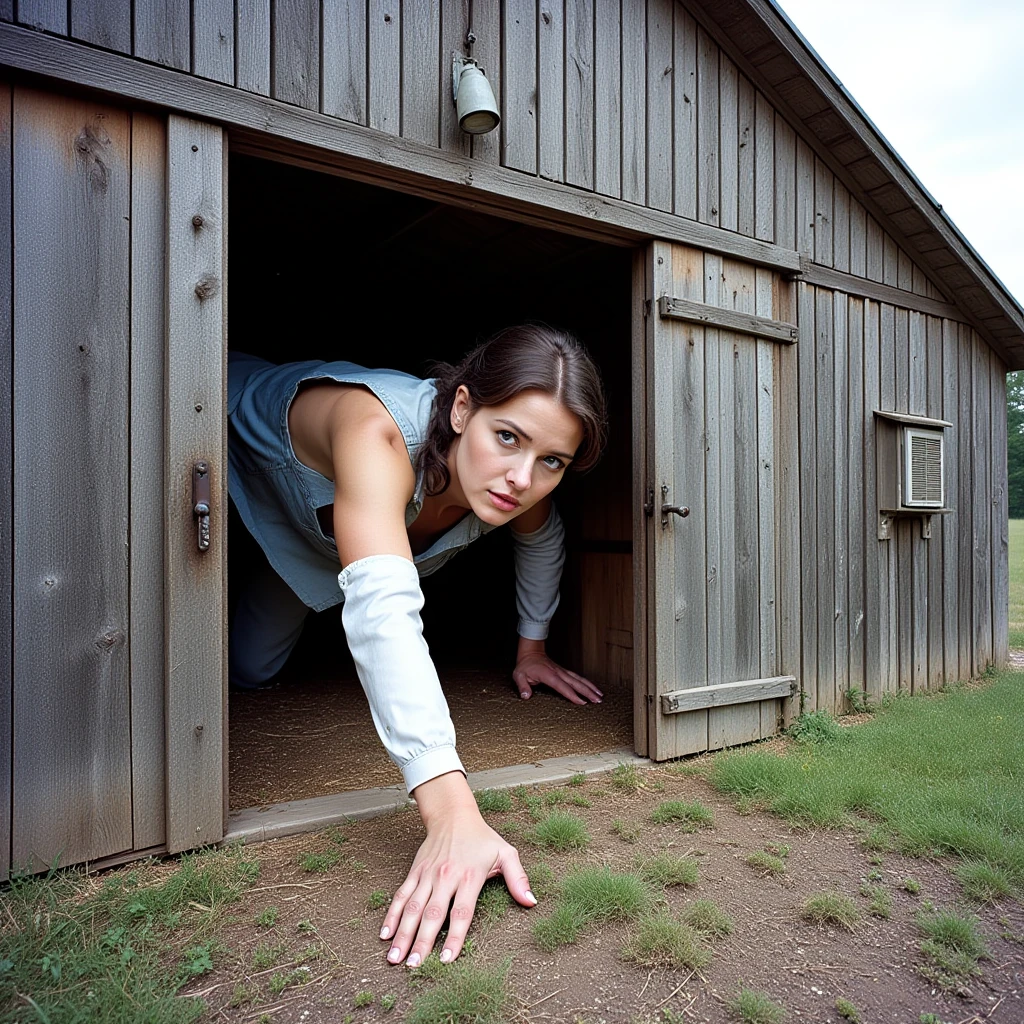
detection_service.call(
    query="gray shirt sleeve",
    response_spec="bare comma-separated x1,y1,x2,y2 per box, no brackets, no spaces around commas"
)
511,502,565,641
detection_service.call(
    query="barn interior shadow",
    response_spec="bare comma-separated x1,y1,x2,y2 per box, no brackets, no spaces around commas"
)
227,154,635,809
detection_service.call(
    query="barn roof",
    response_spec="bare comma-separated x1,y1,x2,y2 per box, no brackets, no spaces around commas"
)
691,0,1024,367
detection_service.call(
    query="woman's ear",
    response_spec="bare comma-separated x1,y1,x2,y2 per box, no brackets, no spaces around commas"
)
450,385,472,434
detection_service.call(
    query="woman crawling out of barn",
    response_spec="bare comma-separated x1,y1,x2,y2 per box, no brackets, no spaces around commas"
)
227,324,608,969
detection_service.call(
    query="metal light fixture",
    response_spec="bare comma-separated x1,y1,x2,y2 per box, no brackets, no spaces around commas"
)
452,53,500,135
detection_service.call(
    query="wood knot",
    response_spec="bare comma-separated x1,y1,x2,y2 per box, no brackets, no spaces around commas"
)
194,274,220,300
96,629,125,651
74,124,111,193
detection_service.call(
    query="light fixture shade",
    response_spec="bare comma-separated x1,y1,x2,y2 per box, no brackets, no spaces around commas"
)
455,64,500,135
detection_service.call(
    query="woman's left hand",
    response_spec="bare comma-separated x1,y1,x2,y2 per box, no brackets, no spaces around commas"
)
513,639,603,705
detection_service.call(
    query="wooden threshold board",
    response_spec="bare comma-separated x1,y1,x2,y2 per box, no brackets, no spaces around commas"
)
224,747,649,845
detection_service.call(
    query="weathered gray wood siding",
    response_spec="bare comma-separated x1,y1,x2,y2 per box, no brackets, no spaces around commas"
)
4,87,168,872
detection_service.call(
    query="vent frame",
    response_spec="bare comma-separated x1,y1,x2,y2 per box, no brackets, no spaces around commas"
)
902,426,944,509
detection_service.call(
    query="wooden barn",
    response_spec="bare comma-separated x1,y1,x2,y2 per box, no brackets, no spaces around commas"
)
1,0,1020,881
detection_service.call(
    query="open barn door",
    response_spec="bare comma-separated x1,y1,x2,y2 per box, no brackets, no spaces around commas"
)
643,241,796,761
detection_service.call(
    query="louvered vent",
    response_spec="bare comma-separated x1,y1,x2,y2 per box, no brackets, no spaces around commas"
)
903,428,943,508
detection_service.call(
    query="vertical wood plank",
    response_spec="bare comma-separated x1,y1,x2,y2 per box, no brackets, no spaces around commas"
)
795,137,813,258
832,291,848,711
645,0,672,212
166,116,226,854
814,287,835,710
926,316,944,689
564,0,593,189
620,0,645,204
130,112,168,850
193,0,235,85
17,1,66,33
898,249,914,292
849,199,866,279
237,0,271,96
324,0,366,122
402,0,441,146
863,299,882,704
992,350,1009,669
470,0,502,164
12,90,132,871
737,75,755,237
593,0,620,196
672,6,696,219
71,0,131,52
865,215,883,284
773,115,795,250
909,311,927,692
134,0,190,71
894,308,912,690
847,296,865,704
696,26,719,226
272,0,320,110
813,159,833,267
754,92,773,242
972,333,993,673
631,248,648,756
0,83,10,882
503,0,537,173
833,180,850,273
957,324,974,678
883,234,898,287
717,54,737,232
0,2,12,19
879,304,897,692
756,268,778,736
538,0,564,181
369,0,401,134
439,0,471,155
797,281,818,710
941,319,959,683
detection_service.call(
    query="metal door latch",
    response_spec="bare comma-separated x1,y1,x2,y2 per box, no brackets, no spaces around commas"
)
192,461,211,552
659,483,689,526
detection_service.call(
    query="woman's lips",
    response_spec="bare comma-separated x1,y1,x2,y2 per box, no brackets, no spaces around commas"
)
487,490,520,512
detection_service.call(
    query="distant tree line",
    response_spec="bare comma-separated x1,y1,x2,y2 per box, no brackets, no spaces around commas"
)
1009,372,1024,518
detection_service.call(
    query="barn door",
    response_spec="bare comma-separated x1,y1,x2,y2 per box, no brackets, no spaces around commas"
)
643,241,796,761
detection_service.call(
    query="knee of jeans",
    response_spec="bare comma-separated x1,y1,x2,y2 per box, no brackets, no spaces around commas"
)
229,634,290,687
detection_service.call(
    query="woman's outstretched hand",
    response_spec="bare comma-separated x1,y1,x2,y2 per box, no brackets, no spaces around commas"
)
513,637,604,705
380,772,535,967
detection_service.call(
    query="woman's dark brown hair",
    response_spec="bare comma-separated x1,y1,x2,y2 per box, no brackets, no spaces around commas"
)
416,324,608,497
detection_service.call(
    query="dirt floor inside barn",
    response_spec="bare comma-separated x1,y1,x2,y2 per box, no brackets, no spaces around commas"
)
183,754,1024,1024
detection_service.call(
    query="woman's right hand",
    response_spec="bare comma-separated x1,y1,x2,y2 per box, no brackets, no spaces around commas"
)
379,772,536,967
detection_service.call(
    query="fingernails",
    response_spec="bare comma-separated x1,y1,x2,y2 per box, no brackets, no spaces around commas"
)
380,926,390,940
440,949,453,963
406,952,421,968
520,691,529,698
525,890,537,905
388,947,402,963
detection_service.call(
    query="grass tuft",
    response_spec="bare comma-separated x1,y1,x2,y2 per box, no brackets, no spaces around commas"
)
610,762,644,793
789,709,847,745
621,910,712,969
916,907,988,989
475,879,513,922
567,772,587,787
530,811,590,851
651,800,715,829
368,889,390,910
835,997,861,1022
475,789,513,814
405,956,511,1024
745,851,786,876
726,987,787,1024
682,899,734,939
954,859,1017,902
532,902,585,951
611,819,641,843
801,892,860,931
859,884,892,919
298,849,340,873
254,905,279,928
635,853,699,887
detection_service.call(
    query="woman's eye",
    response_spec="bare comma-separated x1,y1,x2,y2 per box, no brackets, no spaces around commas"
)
543,456,566,471
497,430,517,446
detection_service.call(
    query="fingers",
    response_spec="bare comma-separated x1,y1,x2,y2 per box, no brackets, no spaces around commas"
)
386,870,460,968
435,873,486,964
499,844,537,908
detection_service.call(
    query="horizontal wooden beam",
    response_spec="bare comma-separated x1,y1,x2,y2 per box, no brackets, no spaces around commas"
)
658,295,798,344
0,24,803,272
873,409,952,430
661,675,797,715
797,259,963,321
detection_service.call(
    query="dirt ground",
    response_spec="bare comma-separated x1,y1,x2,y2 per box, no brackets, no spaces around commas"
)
187,761,1024,1024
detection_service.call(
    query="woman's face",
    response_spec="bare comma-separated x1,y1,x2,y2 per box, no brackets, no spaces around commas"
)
449,386,584,525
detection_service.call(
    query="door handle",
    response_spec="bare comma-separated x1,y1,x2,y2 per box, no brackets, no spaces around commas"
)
192,461,211,552
662,504,690,518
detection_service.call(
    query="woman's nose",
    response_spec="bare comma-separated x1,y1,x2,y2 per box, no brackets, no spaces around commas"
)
508,460,532,491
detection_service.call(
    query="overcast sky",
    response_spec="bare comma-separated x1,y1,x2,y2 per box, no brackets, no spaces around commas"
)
776,0,1024,307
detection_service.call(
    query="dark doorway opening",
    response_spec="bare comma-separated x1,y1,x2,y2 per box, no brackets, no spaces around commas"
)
227,155,635,810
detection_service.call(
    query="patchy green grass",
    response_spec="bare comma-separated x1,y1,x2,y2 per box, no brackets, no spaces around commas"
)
405,956,511,1024
611,819,641,843
251,938,288,970
916,907,989,989
610,762,644,793
651,800,715,829
354,990,374,1007
530,811,590,851
801,892,860,931
1008,519,1024,646
475,879,513,922
254,905,279,928
0,845,260,1024
297,849,341,873
789,709,847,745
475,788,513,814
635,853,699,888
835,997,861,1022
903,878,922,894
380,992,397,1011
682,899,734,939
710,668,1024,893
745,851,786,876
727,987,787,1024
954,859,1016,902
567,772,587,787
621,910,712,970
859,884,892,919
